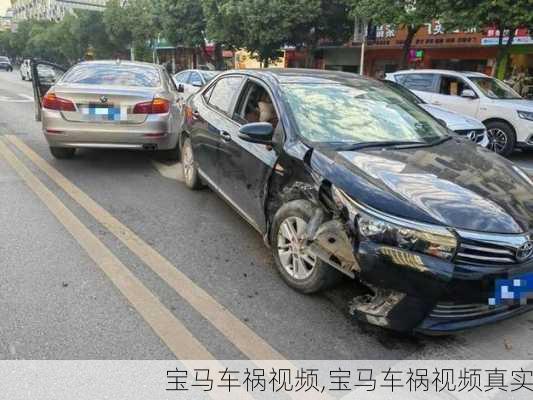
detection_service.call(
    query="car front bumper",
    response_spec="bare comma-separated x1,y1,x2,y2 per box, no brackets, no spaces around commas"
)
351,240,533,334
42,109,179,151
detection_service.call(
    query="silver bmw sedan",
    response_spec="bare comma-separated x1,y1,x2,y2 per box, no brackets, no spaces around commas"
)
31,60,182,159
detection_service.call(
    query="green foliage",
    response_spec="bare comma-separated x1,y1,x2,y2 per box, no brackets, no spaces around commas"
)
350,0,442,67
442,0,533,76
156,0,206,48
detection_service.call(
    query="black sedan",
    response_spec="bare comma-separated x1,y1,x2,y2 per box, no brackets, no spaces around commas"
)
179,69,533,334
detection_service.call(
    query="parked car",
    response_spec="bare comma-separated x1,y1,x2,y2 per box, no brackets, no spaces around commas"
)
173,69,220,102
31,60,183,159
386,69,533,156
20,59,32,80
180,69,533,334
382,79,491,148
0,56,13,71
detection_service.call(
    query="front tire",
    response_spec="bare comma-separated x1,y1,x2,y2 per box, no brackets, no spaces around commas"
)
486,121,516,156
181,137,201,190
50,147,76,159
271,200,343,294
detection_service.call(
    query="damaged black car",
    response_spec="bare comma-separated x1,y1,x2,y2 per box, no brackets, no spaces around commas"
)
180,69,533,334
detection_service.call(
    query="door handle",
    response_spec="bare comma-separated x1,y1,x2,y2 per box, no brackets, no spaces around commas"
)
432,101,442,106
220,130,232,142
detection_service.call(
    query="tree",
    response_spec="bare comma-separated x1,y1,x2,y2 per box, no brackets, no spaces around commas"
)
350,0,441,69
104,0,158,61
289,0,354,67
224,0,325,67
442,0,533,78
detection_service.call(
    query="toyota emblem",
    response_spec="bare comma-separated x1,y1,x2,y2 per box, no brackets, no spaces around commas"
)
100,96,108,104
517,241,533,262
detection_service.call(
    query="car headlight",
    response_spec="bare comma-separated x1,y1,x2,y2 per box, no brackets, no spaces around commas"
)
332,187,457,260
518,110,533,122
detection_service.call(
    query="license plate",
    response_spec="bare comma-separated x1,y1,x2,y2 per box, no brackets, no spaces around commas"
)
80,104,128,121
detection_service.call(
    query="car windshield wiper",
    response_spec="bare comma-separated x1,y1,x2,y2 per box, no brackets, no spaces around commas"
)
333,140,428,151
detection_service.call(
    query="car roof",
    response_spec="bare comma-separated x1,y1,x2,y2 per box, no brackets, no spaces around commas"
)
391,69,489,78
175,69,220,74
218,68,372,85
75,60,163,70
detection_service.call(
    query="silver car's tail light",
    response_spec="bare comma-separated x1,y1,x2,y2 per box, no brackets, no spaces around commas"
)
42,93,76,112
133,98,170,114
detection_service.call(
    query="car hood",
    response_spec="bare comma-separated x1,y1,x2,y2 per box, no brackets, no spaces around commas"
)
490,98,533,111
309,139,533,234
420,104,485,131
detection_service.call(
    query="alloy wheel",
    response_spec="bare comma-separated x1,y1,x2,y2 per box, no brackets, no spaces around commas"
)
488,128,508,154
277,216,317,280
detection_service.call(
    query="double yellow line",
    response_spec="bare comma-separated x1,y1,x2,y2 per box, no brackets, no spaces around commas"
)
0,135,282,361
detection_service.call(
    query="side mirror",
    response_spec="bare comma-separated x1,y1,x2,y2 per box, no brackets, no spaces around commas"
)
177,84,185,93
238,122,274,145
461,89,477,99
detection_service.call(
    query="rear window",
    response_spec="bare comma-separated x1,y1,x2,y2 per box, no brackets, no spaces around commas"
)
62,63,161,87
0,56,9,62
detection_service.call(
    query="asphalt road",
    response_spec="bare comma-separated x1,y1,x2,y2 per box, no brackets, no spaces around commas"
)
1,69,533,361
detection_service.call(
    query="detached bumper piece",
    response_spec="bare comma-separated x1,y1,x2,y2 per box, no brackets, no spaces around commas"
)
416,302,533,335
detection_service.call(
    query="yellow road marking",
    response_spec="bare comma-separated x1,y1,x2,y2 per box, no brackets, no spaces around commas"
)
7,135,285,360
0,138,213,360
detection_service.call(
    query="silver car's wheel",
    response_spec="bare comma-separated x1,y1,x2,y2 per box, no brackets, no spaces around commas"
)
277,216,317,280
181,137,201,190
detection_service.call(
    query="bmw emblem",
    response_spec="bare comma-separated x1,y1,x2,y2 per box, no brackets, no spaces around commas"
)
100,96,108,104
517,241,533,262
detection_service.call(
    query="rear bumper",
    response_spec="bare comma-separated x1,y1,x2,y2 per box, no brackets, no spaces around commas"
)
42,109,179,150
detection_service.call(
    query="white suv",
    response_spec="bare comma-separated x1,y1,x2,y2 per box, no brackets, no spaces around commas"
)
386,69,533,156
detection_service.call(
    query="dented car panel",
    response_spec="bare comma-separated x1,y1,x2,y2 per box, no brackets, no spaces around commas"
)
184,69,533,335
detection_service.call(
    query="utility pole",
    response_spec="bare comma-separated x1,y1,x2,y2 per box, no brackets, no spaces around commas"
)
359,35,366,75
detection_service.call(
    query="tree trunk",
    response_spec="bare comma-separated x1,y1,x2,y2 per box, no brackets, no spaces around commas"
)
214,42,224,70
399,25,418,70
494,27,516,78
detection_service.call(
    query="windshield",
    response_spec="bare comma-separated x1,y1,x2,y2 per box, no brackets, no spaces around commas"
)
201,71,218,83
469,77,522,99
0,56,9,62
281,81,448,145
62,63,161,87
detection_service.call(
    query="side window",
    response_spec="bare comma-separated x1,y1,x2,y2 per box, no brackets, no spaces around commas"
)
174,71,190,83
394,74,407,85
189,72,203,87
207,76,243,114
439,75,473,96
401,74,436,93
235,81,279,127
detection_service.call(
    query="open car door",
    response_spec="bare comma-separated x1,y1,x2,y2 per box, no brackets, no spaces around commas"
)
31,59,67,121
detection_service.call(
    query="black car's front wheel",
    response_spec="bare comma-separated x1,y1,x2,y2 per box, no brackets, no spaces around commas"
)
271,200,343,294
49,147,76,159
181,137,202,190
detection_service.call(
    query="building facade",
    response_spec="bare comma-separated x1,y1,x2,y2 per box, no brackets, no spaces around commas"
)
12,0,107,23
308,21,532,79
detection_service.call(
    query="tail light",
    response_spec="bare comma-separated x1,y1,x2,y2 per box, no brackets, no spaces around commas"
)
133,98,170,114
42,93,76,112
